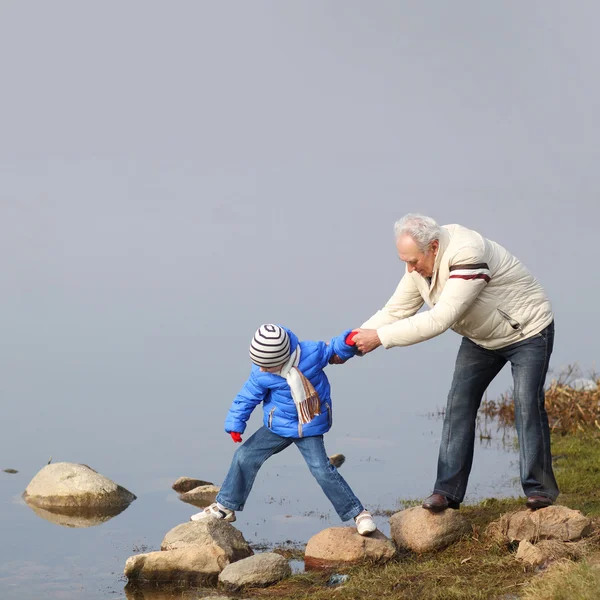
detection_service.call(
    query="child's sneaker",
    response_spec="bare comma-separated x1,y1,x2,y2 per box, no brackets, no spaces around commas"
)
190,503,236,523
355,510,376,536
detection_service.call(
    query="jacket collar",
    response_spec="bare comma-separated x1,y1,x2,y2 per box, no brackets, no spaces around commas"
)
430,226,450,288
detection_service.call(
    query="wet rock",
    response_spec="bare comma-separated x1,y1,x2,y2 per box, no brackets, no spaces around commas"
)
172,476,214,493
304,527,395,569
493,506,592,543
178,485,221,508
218,552,291,590
161,519,253,562
390,506,471,553
124,547,224,585
23,462,135,510
26,502,129,528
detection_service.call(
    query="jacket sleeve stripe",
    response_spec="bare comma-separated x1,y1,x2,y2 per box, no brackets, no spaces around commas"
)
449,273,491,282
449,262,489,271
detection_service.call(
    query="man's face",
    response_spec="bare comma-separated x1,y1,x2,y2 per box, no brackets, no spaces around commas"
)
397,235,439,278
259,364,284,373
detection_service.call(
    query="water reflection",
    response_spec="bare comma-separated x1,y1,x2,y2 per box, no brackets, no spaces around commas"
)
124,584,224,599
24,500,132,529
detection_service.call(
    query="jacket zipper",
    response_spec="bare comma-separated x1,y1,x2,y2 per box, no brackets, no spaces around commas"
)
268,407,275,429
497,308,524,337
325,402,332,427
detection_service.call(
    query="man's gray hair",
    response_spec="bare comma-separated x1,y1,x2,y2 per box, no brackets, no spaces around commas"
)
393,213,442,251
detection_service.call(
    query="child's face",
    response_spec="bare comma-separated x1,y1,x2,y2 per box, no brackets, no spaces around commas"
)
259,364,284,373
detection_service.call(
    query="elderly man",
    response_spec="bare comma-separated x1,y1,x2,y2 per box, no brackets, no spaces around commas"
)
352,214,558,511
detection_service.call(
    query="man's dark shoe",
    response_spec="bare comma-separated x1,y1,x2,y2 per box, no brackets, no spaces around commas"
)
422,493,460,511
526,495,554,510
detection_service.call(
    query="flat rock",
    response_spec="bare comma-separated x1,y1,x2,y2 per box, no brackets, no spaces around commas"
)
494,506,592,542
390,506,471,553
304,527,395,569
23,462,135,510
178,485,221,508
218,552,291,590
161,519,253,564
172,476,214,493
124,547,225,585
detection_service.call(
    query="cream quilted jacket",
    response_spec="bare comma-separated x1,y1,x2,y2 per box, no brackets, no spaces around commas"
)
361,224,553,350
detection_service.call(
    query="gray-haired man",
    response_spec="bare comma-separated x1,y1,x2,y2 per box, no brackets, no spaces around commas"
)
352,214,558,510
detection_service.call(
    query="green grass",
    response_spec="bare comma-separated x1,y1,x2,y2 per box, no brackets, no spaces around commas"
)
246,432,600,600
521,559,600,600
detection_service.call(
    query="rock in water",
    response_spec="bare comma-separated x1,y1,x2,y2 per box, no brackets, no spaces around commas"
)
23,462,136,510
171,476,214,493
218,552,291,590
178,484,220,508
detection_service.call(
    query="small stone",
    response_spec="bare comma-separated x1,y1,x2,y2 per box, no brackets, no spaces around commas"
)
172,476,214,493
218,552,291,590
178,484,221,508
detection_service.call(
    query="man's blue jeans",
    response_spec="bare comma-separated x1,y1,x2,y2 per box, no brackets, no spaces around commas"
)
434,322,559,503
216,426,364,521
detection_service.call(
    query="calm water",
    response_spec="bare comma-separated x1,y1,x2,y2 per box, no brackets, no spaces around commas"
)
0,411,519,600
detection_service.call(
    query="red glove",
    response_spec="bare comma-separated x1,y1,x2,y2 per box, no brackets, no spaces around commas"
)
345,331,358,346
230,432,242,443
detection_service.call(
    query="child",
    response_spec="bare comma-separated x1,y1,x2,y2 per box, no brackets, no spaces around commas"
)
191,324,376,536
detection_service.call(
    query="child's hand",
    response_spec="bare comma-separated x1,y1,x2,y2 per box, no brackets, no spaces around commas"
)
329,354,346,365
230,432,242,443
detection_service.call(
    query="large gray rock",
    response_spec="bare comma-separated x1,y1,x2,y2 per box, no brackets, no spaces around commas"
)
172,476,214,493
161,519,253,562
23,462,135,510
304,527,396,569
218,552,291,590
178,485,220,508
125,520,253,586
124,547,225,585
495,506,592,542
390,506,471,553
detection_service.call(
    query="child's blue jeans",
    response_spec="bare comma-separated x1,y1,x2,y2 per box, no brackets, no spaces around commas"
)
216,426,364,521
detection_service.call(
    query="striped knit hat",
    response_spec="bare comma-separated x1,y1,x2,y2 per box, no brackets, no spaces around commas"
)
249,324,291,368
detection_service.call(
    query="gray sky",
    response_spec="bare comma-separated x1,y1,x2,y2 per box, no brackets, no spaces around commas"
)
1,1,599,475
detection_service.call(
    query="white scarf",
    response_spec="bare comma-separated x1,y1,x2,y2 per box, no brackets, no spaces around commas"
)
278,346,321,425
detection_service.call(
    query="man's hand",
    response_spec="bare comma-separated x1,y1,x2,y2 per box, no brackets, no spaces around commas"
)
350,328,382,354
230,432,242,443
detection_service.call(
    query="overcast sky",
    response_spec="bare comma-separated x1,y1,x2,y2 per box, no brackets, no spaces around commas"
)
1,1,599,477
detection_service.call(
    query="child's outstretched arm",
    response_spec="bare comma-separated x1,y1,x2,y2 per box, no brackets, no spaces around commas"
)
224,371,267,441
315,329,358,369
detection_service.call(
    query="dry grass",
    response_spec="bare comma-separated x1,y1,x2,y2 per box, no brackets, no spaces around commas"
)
481,369,600,435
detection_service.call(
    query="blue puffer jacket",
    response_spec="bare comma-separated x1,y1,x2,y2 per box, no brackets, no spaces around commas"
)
224,328,357,438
